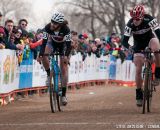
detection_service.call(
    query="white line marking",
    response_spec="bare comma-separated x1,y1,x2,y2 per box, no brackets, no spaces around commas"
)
0,122,113,126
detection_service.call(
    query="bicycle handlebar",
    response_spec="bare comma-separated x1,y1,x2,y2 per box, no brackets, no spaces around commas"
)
43,53,65,56
136,49,160,54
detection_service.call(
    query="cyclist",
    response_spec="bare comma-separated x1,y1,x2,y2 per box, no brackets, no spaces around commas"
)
38,11,71,105
122,4,160,107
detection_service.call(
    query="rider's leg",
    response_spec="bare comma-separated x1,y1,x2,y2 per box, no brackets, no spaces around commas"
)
42,45,52,86
133,55,144,89
133,55,144,106
149,38,160,80
60,56,68,96
42,45,52,76
60,56,68,105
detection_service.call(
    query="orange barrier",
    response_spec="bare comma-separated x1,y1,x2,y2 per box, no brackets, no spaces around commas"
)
0,80,135,106
0,86,47,106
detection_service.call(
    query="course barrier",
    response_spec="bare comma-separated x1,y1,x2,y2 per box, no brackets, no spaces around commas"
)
0,49,136,105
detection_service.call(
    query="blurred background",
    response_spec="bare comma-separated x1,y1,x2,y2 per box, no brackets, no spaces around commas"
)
0,0,160,38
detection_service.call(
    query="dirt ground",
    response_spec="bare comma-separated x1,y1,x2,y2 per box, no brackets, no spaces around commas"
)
0,85,160,130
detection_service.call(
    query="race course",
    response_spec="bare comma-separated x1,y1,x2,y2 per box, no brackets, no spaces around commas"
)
0,85,160,130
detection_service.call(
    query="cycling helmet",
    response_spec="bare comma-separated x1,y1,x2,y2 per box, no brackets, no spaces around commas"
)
51,11,64,23
130,4,145,19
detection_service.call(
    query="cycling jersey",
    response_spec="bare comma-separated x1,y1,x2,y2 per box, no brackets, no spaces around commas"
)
122,14,160,51
39,23,71,56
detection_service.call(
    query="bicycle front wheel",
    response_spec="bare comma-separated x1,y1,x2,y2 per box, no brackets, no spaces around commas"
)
147,76,153,113
142,69,152,114
49,70,57,113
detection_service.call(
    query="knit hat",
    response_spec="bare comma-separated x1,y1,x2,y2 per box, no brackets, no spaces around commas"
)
0,26,5,35
83,33,88,39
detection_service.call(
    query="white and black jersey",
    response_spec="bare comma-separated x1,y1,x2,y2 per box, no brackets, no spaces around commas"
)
122,14,160,51
39,23,71,56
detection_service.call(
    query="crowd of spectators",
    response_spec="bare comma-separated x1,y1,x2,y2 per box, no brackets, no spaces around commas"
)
0,11,127,64
0,12,43,64
71,31,126,62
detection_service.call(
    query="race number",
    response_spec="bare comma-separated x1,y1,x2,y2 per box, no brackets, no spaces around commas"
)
64,33,71,42
148,19,159,30
124,26,132,36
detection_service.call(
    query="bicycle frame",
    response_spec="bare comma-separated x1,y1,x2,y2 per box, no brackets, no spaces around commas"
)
48,53,63,113
50,55,60,92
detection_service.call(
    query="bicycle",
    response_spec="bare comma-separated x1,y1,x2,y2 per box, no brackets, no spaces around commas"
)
141,47,160,114
44,52,64,113
115,47,159,114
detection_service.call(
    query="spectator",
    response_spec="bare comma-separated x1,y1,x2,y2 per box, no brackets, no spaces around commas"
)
90,40,97,53
18,19,28,37
3,20,23,50
77,34,88,61
77,34,85,53
13,28,23,45
94,38,102,58
83,33,92,56
9,33,16,45
0,26,5,49
71,30,78,55
4,19,14,42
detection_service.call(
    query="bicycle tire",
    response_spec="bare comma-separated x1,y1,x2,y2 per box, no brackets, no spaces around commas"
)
142,68,149,114
53,70,61,112
147,75,153,113
143,68,152,114
49,70,57,113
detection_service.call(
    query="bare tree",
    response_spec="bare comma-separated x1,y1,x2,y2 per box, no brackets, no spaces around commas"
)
0,0,32,25
58,0,131,37
142,0,160,22
56,0,160,38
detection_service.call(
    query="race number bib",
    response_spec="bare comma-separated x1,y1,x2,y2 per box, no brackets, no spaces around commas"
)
148,19,159,30
64,33,71,42
124,26,132,36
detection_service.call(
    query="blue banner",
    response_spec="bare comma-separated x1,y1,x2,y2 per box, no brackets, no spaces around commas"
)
19,51,33,89
109,55,117,79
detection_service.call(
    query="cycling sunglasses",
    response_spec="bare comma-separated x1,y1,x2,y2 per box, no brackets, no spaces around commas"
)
133,18,143,21
51,20,60,25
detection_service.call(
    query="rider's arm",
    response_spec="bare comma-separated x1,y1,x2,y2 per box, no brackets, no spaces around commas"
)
122,21,132,49
39,31,48,56
30,39,43,49
148,16,160,41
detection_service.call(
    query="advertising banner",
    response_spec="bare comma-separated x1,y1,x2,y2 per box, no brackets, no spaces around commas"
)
19,51,33,89
32,60,47,87
0,49,19,94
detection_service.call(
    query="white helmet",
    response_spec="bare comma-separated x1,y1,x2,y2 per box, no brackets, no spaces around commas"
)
51,11,64,23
